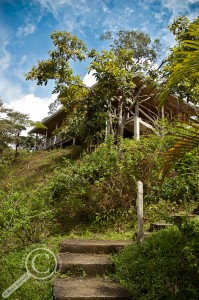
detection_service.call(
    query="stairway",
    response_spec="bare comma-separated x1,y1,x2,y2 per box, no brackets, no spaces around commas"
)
53,239,133,299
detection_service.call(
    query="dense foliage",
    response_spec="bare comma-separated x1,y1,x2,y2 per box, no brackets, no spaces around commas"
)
159,16,199,176
160,16,199,105
113,218,199,300
1,133,198,253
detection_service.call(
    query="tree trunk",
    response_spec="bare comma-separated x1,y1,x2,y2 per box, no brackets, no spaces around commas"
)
116,97,123,140
14,133,20,158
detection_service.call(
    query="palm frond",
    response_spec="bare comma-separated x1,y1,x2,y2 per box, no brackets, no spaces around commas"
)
158,22,199,107
161,116,199,179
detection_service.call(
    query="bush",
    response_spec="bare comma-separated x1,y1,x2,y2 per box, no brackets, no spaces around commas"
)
1,134,198,249
113,218,199,300
46,135,198,230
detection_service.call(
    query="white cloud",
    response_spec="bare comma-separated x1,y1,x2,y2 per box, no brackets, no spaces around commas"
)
0,41,11,72
154,11,166,23
34,0,137,34
102,3,111,14
83,70,97,87
161,0,199,22
7,94,57,122
16,23,35,37
4,93,57,135
0,78,24,103
0,43,25,103
34,0,74,19
124,7,135,16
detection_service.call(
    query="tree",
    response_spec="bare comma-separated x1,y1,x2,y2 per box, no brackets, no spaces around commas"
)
160,16,199,105
0,99,30,157
26,30,161,145
89,30,160,142
159,17,199,177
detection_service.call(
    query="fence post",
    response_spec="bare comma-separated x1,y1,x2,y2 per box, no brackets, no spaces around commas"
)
137,180,144,242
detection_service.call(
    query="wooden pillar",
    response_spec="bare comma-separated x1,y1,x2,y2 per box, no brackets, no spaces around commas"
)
161,105,165,119
137,180,144,242
72,138,76,146
34,134,38,151
44,131,47,149
134,101,140,141
105,119,109,141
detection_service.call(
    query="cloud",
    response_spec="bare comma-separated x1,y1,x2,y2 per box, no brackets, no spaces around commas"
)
0,42,25,103
0,41,11,72
154,11,166,23
6,93,57,121
160,0,199,22
16,23,36,37
5,93,57,134
0,78,24,103
83,70,97,87
34,0,137,34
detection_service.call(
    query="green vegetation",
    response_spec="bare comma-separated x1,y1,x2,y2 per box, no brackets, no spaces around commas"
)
113,219,199,300
0,241,59,300
1,131,198,299
2,133,197,250
0,99,32,157
26,29,160,145
0,15,199,300
159,17,199,175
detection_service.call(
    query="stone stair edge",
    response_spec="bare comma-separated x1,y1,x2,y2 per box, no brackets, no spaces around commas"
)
59,239,132,254
53,277,133,299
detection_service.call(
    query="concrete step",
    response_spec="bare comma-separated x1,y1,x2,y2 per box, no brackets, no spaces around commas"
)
149,222,172,232
59,239,132,254
53,277,133,300
57,253,114,276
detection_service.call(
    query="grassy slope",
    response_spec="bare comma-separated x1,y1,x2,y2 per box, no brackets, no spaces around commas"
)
0,147,134,300
0,143,197,300
1,147,82,189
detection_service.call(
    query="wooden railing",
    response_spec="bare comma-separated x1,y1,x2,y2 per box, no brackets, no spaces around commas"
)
36,134,74,150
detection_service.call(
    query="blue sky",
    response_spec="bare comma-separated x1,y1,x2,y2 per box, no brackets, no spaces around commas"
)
0,0,198,122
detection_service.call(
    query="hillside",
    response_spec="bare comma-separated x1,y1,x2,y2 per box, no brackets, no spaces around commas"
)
0,136,198,300
0,146,83,189
1,136,198,252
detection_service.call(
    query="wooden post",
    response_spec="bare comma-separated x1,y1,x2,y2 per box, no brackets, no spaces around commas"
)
161,105,165,119
44,131,47,149
134,101,140,141
137,180,144,242
34,134,38,151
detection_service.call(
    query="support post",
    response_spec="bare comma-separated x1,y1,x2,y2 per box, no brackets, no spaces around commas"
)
44,131,48,149
34,134,38,151
134,102,140,141
161,105,165,119
137,180,144,243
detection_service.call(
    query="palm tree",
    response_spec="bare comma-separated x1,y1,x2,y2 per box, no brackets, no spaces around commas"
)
159,19,199,177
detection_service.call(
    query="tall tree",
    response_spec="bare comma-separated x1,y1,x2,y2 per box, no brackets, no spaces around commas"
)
0,99,30,157
89,30,161,141
26,30,161,145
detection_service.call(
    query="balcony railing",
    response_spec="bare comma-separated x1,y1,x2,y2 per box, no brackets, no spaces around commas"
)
35,134,74,150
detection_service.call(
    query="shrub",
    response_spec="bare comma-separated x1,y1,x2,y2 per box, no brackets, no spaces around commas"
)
113,218,199,299
46,135,199,230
